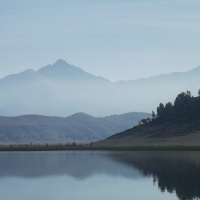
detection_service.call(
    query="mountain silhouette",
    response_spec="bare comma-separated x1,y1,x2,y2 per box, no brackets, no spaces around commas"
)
38,59,108,82
0,112,150,142
0,59,199,116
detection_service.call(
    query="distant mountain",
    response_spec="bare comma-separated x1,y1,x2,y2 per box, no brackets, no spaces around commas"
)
0,59,199,116
38,59,108,82
0,112,150,143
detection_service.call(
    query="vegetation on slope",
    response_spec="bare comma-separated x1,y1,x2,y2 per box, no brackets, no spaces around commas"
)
142,89,200,124
109,89,200,139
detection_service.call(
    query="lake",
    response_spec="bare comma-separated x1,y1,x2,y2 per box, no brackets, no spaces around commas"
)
0,151,199,200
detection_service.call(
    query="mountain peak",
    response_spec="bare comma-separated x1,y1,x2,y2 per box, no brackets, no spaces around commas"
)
37,59,109,82
22,69,36,74
53,59,69,66
38,59,74,73
68,112,94,121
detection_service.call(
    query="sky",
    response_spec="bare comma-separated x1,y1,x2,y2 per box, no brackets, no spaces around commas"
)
0,0,200,81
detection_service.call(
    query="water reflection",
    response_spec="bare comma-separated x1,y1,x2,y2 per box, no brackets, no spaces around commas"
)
110,151,200,200
0,151,140,179
0,151,199,200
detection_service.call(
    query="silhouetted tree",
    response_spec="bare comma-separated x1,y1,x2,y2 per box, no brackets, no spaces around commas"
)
139,89,200,126
141,119,147,124
152,111,156,118
157,103,165,118
146,117,150,122
164,102,173,117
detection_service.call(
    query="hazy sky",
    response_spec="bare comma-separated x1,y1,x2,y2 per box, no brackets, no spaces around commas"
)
0,0,200,81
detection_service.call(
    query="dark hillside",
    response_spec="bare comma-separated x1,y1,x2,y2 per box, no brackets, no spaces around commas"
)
0,112,150,143
95,90,200,147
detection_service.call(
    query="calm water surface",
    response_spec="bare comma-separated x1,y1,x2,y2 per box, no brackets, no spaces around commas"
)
0,151,199,200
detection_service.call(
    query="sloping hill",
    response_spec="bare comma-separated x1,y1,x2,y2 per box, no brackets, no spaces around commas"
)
0,112,150,143
95,91,200,147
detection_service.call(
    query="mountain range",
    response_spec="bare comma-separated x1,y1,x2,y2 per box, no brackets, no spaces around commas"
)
0,59,199,117
0,112,150,143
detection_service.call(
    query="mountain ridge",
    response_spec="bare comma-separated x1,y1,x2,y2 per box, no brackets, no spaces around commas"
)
0,112,150,143
0,59,199,117
115,65,200,83
1,60,200,83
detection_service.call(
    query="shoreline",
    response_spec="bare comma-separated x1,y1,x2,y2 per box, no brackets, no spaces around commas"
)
1,146,200,152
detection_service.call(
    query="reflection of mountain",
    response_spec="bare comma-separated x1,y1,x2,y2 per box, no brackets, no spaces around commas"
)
0,151,199,200
0,59,200,116
0,151,140,179
110,152,200,200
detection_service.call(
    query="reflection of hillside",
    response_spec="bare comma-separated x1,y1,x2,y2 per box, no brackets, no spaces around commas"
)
0,151,140,179
1,151,199,200
110,152,200,200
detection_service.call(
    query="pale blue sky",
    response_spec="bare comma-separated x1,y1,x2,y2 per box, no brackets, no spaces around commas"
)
0,0,200,81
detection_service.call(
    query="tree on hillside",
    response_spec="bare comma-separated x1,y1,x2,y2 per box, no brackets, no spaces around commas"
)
157,103,165,118
139,89,200,126
141,119,147,124
164,102,173,117
152,111,156,118
186,90,191,97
